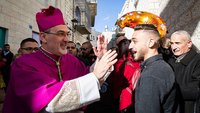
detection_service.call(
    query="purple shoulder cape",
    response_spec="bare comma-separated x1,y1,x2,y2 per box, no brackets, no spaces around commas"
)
3,51,90,113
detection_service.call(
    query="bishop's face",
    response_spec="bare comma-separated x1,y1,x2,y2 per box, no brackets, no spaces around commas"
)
129,30,148,61
40,25,71,56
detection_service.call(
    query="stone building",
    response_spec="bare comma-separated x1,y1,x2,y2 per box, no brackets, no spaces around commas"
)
135,0,200,49
120,0,200,49
89,28,101,47
0,0,97,53
72,0,97,44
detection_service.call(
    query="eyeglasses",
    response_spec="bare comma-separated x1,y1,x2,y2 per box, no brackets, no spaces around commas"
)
80,48,87,51
45,31,71,37
67,46,76,49
21,47,39,51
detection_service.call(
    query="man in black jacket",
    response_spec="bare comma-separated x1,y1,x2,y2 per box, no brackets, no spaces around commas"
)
129,24,177,113
1,44,13,90
168,30,200,113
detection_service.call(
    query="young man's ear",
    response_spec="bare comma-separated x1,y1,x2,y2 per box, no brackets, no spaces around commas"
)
39,32,47,44
148,39,155,48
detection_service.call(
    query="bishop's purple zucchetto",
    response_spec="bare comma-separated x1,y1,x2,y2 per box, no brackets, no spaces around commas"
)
36,6,65,32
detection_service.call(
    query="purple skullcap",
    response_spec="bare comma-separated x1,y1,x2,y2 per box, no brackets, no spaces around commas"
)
36,6,65,32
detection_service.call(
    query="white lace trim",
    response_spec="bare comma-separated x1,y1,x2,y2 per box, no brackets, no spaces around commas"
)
46,80,81,112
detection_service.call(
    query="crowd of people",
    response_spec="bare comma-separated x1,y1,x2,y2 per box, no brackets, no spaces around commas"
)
0,5,200,113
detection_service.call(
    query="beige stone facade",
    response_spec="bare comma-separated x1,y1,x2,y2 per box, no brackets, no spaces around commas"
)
136,0,200,49
0,0,96,53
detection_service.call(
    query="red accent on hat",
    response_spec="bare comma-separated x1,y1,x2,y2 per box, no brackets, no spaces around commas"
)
36,6,65,32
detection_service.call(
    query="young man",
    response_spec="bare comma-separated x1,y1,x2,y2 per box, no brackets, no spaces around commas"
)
129,24,176,113
168,30,200,113
20,38,39,55
79,41,94,66
80,41,93,58
66,41,77,56
14,38,39,59
3,6,117,113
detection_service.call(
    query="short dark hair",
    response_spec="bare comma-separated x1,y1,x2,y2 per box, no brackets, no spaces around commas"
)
134,24,160,38
20,38,38,48
67,41,75,44
82,41,92,48
4,44,10,47
67,41,76,47
134,24,159,32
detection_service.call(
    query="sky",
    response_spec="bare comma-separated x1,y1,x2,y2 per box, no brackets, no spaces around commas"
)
94,0,125,32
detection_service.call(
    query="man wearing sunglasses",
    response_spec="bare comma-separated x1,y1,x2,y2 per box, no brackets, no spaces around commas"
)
79,41,94,66
3,6,117,113
80,41,93,58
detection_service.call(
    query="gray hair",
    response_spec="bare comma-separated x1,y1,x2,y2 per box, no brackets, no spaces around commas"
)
171,30,200,52
171,30,191,40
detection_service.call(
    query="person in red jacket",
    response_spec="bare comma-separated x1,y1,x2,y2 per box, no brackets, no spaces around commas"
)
109,36,140,113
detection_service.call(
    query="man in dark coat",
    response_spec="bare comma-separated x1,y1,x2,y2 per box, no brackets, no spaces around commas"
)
129,24,177,113
168,30,200,113
1,44,13,90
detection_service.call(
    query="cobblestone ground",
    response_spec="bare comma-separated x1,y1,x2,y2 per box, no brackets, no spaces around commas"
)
0,89,5,113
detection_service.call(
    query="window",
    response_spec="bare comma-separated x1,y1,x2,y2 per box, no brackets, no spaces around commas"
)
32,31,41,46
0,27,7,48
75,6,81,23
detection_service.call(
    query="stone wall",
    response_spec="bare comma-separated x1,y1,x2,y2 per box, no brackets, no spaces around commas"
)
0,0,44,52
0,0,77,53
137,0,200,49
160,0,200,49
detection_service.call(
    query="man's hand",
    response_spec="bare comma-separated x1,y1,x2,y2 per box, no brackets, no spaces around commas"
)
93,34,108,59
93,50,117,84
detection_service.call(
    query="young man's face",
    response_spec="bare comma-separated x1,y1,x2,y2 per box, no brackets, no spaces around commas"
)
4,45,10,52
40,25,70,56
20,42,39,55
170,34,192,57
129,30,148,61
67,42,77,56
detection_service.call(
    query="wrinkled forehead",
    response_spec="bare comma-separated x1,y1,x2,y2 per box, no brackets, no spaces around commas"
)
48,24,69,32
171,34,189,42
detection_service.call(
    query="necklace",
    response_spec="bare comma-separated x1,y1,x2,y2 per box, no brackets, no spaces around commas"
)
39,47,62,81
